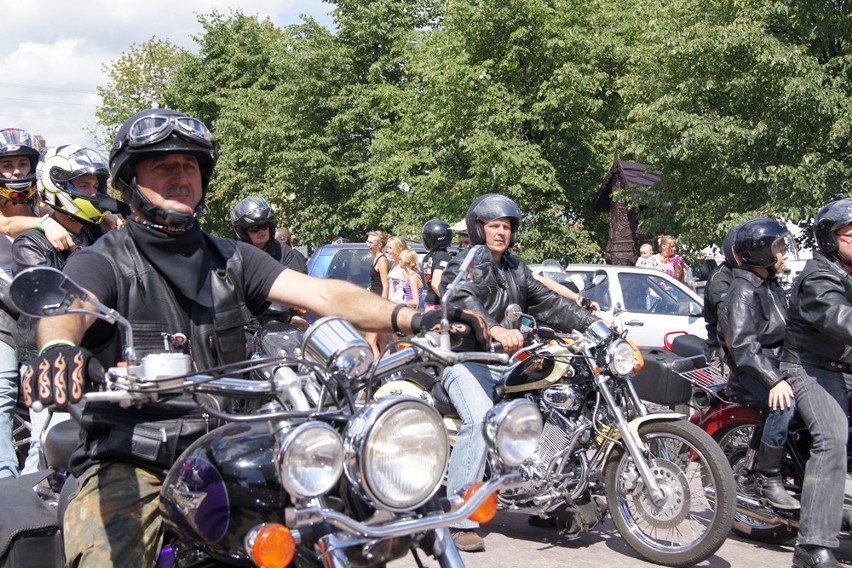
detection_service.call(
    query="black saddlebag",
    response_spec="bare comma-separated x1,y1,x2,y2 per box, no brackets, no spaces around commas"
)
632,348,693,406
0,472,62,568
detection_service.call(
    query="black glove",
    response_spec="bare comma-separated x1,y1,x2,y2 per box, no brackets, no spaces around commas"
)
411,307,490,351
23,345,104,410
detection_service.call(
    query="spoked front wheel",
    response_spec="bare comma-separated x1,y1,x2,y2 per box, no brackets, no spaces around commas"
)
605,420,736,568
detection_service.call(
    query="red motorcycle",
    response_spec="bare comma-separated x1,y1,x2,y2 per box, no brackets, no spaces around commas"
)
658,332,852,544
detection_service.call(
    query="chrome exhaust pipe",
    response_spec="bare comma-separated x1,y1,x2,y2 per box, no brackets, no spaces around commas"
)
735,493,799,529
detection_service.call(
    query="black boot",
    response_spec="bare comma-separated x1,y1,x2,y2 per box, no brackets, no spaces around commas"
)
755,442,800,510
792,545,841,568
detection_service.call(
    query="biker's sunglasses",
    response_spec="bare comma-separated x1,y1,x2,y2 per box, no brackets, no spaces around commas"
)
119,114,214,150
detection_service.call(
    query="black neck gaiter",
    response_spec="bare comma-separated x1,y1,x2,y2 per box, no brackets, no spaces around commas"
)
126,220,213,307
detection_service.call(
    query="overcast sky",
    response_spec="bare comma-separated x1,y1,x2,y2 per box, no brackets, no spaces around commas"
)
0,1,333,153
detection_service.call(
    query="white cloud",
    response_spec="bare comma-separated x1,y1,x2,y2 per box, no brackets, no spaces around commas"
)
0,1,333,151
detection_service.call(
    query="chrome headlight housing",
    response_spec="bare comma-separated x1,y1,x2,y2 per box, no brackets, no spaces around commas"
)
483,399,543,466
276,422,344,499
607,339,637,377
344,397,449,511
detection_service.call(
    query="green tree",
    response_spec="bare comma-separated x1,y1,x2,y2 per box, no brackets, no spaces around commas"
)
617,0,852,247
95,38,185,148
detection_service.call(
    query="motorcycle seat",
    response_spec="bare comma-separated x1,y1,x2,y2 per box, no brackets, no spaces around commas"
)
670,334,710,361
44,419,81,472
429,381,506,417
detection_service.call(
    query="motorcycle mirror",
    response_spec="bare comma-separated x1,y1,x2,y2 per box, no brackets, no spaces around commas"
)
9,266,139,363
559,255,570,270
9,266,89,318
568,274,585,293
589,269,607,289
504,304,523,324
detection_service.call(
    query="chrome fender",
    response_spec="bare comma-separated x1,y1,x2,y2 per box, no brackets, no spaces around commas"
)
625,412,684,446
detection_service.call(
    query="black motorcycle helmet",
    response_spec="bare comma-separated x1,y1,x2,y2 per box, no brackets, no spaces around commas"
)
421,219,452,251
721,225,740,267
814,198,852,259
229,195,276,243
109,108,219,231
464,193,520,248
734,218,796,270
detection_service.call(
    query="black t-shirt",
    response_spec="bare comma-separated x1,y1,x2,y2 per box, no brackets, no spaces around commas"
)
421,249,453,305
64,239,284,315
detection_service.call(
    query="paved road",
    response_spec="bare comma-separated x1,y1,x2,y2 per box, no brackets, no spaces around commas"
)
389,512,852,567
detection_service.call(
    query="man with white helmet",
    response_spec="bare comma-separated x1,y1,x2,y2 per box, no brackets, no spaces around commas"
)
13,145,116,474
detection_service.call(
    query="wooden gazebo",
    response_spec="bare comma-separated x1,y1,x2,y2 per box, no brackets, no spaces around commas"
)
593,158,661,265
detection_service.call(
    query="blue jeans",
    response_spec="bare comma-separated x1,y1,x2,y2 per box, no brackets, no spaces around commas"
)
736,371,796,447
0,340,19,478
782,361,851,548
443,362,505,530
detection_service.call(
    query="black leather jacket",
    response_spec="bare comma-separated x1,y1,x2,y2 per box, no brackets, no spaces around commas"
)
440,249,598,336
721,267,787,390
703,262,734,348
12,224,102,363
782,252,852,369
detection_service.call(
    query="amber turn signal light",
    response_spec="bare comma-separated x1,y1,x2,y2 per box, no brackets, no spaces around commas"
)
465,482,498,523
250,523,296,568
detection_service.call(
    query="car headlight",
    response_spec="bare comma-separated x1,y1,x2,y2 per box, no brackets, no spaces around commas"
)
276,422,344,498
344,397,449,511
483,399,543,466
607,339,637,376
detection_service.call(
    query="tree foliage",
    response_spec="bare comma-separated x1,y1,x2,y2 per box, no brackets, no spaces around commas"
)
96,0,852,260
95,38,185,149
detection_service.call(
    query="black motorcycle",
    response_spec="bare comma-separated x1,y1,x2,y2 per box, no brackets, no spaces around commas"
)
1,263,541,567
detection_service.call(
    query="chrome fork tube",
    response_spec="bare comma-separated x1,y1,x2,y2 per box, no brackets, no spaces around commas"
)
594,370,664,502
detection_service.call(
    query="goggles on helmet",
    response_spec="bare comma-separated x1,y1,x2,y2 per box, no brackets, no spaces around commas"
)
116,114,213,151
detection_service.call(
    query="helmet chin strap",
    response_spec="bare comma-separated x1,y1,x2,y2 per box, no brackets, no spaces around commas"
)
126,177,202,233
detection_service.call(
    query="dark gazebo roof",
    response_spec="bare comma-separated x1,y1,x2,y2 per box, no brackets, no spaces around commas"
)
593,159,661,212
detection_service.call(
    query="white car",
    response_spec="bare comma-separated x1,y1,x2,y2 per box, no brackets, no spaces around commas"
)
529,263,707,348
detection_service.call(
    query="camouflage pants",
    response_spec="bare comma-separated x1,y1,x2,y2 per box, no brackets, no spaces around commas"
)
64,462,164,568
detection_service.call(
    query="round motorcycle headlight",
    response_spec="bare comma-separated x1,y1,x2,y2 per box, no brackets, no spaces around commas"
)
483,399,543,466
276,422,344,498
344,397,448,511
607,339,637,376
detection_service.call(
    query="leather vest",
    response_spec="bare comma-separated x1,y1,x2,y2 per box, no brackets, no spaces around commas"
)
90,230,252,369
69,231,254,476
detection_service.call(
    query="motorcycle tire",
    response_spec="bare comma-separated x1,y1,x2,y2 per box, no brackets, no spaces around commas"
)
605,420,736,568
727,447,799,544
712,422,757,458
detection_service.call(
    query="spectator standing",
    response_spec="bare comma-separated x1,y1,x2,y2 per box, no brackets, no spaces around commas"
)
386,236,410,303
654,235,685,282
365,230,390,357
396,249,424,308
